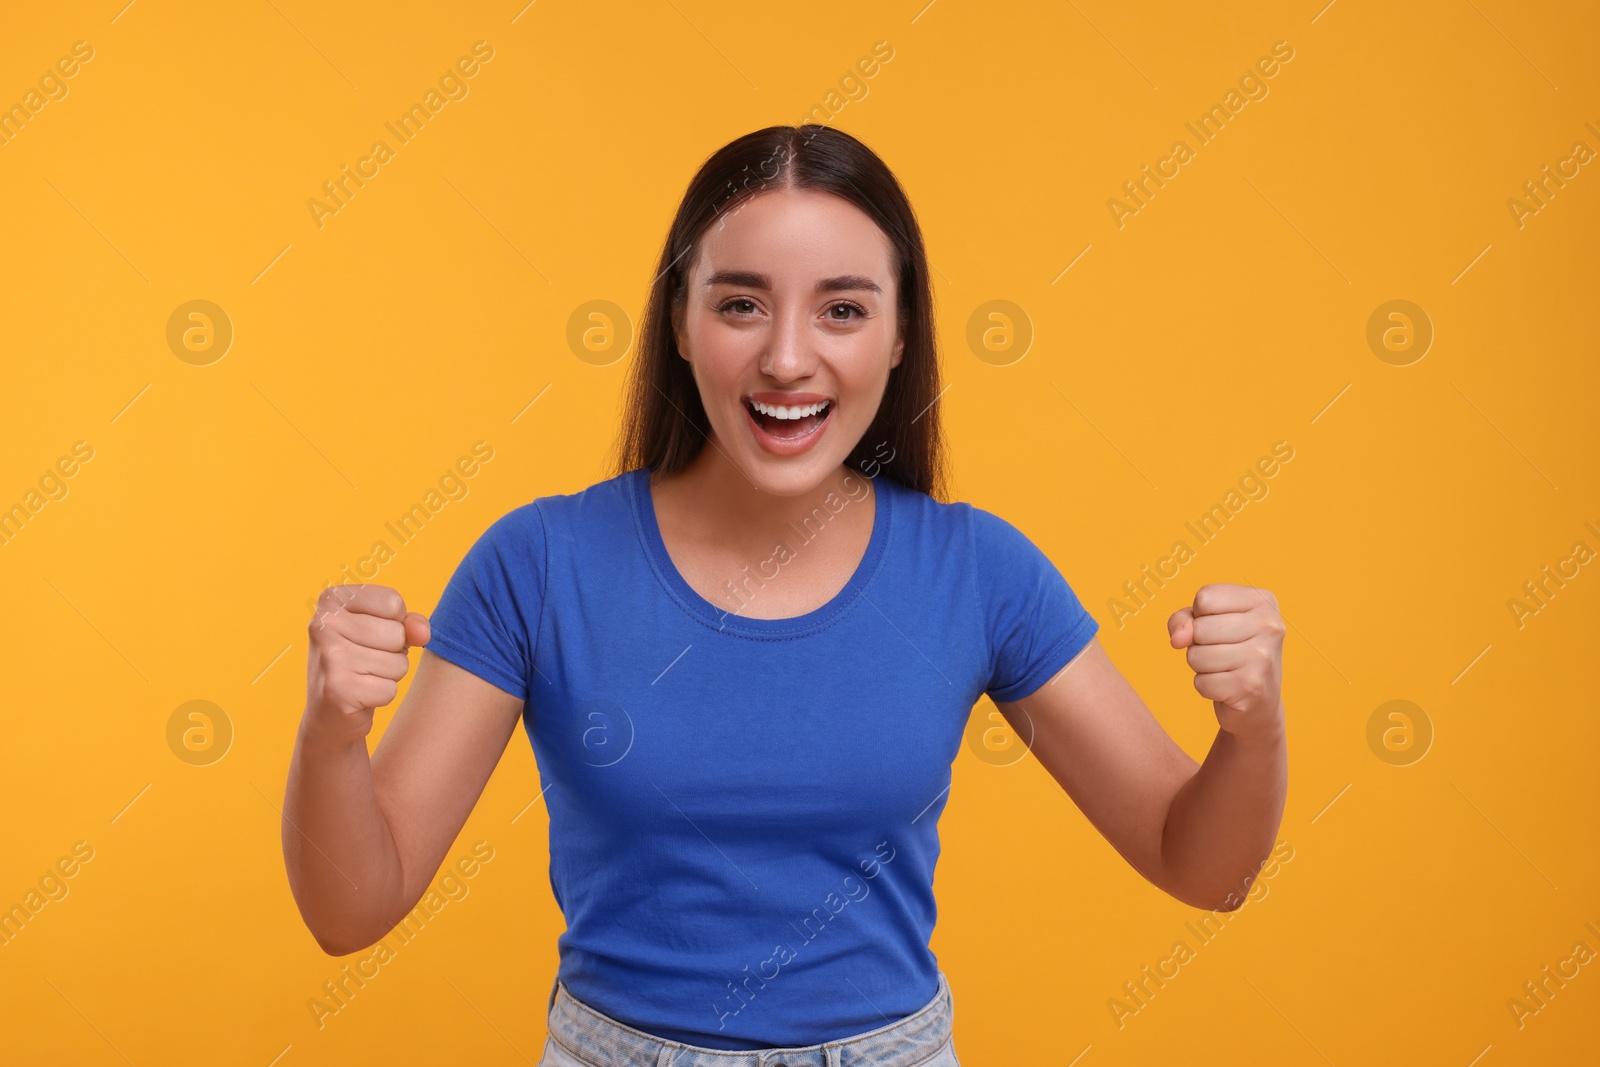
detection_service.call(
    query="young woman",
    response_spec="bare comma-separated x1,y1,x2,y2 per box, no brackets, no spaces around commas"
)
283,124,1288,1067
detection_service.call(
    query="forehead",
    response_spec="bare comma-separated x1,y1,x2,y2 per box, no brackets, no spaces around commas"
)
694,187,894,283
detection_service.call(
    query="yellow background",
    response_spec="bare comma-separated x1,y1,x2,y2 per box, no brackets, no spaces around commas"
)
3,0,1597,1062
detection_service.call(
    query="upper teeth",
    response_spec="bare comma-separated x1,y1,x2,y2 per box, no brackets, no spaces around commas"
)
751,399,830,419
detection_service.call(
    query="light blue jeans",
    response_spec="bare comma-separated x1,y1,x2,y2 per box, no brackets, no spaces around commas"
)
537,972,960,1067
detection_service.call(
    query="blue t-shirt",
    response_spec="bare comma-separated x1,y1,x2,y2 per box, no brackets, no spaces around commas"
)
425,466,1098,1049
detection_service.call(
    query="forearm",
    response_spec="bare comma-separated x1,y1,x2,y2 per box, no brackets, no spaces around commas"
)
1158,707,1288,910
282,717,407,954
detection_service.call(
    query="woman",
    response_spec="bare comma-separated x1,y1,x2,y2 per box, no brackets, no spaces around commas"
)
282,124,1288,1066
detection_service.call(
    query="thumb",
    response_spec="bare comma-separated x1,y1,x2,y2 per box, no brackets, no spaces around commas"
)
1167,606,1194,649
403,611,431,650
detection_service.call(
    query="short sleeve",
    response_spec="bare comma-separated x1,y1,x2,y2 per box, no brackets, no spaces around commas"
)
425,503,546,702
970,506,1099,703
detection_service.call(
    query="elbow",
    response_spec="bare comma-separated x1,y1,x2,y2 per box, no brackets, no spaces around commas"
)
303,915,385,957
1154,870,1248,913
1173,876,1262,913
1166,884,1241,913
312,927,374,957
309,926,355,957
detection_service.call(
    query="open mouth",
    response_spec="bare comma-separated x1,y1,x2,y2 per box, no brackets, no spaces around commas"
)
744,398,834,441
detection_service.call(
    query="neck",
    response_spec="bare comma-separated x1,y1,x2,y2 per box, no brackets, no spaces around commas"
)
654,447,872,549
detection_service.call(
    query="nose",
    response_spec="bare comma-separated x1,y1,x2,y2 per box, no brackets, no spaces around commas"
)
758,308,819,384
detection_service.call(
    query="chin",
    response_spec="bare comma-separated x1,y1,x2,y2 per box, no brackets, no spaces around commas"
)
732,449,849,496
745,462,836,497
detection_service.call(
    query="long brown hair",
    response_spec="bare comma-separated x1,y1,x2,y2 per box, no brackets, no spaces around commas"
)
608,124,948,502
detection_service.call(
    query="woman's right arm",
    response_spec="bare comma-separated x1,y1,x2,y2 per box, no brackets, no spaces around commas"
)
282,584,525,956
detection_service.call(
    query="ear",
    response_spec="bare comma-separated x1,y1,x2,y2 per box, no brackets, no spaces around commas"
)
889,327,905,370
671,301,689,362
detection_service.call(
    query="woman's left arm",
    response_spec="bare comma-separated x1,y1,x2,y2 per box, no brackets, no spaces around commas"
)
991,582,1287,911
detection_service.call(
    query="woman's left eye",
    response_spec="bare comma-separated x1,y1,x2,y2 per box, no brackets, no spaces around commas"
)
827,302,867,321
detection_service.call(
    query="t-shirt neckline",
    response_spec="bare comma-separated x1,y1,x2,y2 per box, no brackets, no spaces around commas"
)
627,466,892,639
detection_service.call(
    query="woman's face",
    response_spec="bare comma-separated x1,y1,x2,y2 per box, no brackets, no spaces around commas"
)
672,186,904,497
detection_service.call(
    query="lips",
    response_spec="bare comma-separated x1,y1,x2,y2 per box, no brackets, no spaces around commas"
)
743,396,834,455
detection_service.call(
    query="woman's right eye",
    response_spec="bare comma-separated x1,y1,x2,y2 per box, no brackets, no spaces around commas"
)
717,298,758,316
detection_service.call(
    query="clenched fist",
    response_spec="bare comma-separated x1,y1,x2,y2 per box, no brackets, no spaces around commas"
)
1167,583,1285,741
305,584,431,744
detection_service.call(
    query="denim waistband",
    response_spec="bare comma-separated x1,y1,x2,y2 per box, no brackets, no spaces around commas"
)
543,972,954,1067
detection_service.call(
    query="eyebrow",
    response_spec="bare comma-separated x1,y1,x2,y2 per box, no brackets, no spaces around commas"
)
702,269,882,295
